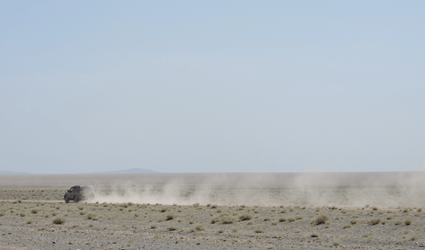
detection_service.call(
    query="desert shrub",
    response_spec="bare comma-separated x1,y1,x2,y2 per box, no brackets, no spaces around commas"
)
193,203,200,208
53,217,65,225
255,229,264,233
195,225,204,231
333,241,340,246
221,216,235,224
232,228,238,233
166,213,175,221
280,210,287,213
417,208,422,212
150,225,157,229
343,224,351,229
217,229,224,233
31,209,38,214
311,233,319,238
263,218,271,221
160,208,167,213
211,217,220,224
239,214,252,221
287,217,295,222
368,218,380,225
211,214,235,224
404,219,412,226
372,207,378,211
86,213,97,220
279,218,286,222
26,220,33,224
395,221,402,225
167,227,177,231
211,205,218,209
410,236,418,241
350,219,357,225
20,213,25,217
312,215,328,225
0,212,5,217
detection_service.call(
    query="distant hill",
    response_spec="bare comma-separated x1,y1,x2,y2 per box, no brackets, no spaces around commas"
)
0,171,31,175
86,168,159,174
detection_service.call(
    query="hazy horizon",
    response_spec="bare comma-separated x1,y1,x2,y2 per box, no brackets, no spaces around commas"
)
1,1,424,174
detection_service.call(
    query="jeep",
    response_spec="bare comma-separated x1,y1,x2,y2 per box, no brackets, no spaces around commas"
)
64,185,95,203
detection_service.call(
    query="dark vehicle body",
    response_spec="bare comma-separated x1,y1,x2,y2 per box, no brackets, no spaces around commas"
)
64,185,95,203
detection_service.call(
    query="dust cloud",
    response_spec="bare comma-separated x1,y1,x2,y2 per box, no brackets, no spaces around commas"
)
89,172,425,208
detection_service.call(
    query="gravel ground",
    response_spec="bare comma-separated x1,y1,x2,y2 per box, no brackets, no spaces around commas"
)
1,188,425,250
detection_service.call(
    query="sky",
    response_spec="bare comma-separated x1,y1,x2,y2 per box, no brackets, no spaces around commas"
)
0,1,424,174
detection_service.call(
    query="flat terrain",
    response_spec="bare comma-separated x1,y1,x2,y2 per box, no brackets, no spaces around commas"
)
0,172,424,249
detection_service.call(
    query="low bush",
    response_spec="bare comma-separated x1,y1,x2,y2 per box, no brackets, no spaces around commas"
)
368,218,380,226
211,214,235,224
166,213,175,221
239,214,252,221
87,213,97,220
312,215,328,225
53,217,65,225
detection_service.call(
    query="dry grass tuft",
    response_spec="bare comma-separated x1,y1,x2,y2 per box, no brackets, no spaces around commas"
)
368,218,380,226
239,214,252,221
312,215,328,225
53,217,65,225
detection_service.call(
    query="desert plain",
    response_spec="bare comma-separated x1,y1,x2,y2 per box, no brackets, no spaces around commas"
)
0,172,425,250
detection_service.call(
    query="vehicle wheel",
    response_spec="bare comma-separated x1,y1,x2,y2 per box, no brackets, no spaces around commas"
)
74,195,79,203
64,196,69,203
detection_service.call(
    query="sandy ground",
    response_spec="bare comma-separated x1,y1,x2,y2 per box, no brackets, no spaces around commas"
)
0,172,425,249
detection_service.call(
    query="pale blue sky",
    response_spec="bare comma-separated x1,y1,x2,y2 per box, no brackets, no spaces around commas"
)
1,1,424,174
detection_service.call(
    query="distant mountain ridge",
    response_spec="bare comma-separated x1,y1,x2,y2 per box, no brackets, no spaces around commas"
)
0,171,31,175
0,168,159,175
86,168,159,174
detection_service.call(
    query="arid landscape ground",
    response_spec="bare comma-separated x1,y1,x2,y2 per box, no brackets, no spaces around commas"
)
1,172,425,249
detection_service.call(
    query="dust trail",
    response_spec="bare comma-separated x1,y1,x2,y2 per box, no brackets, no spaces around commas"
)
91,172,425,208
